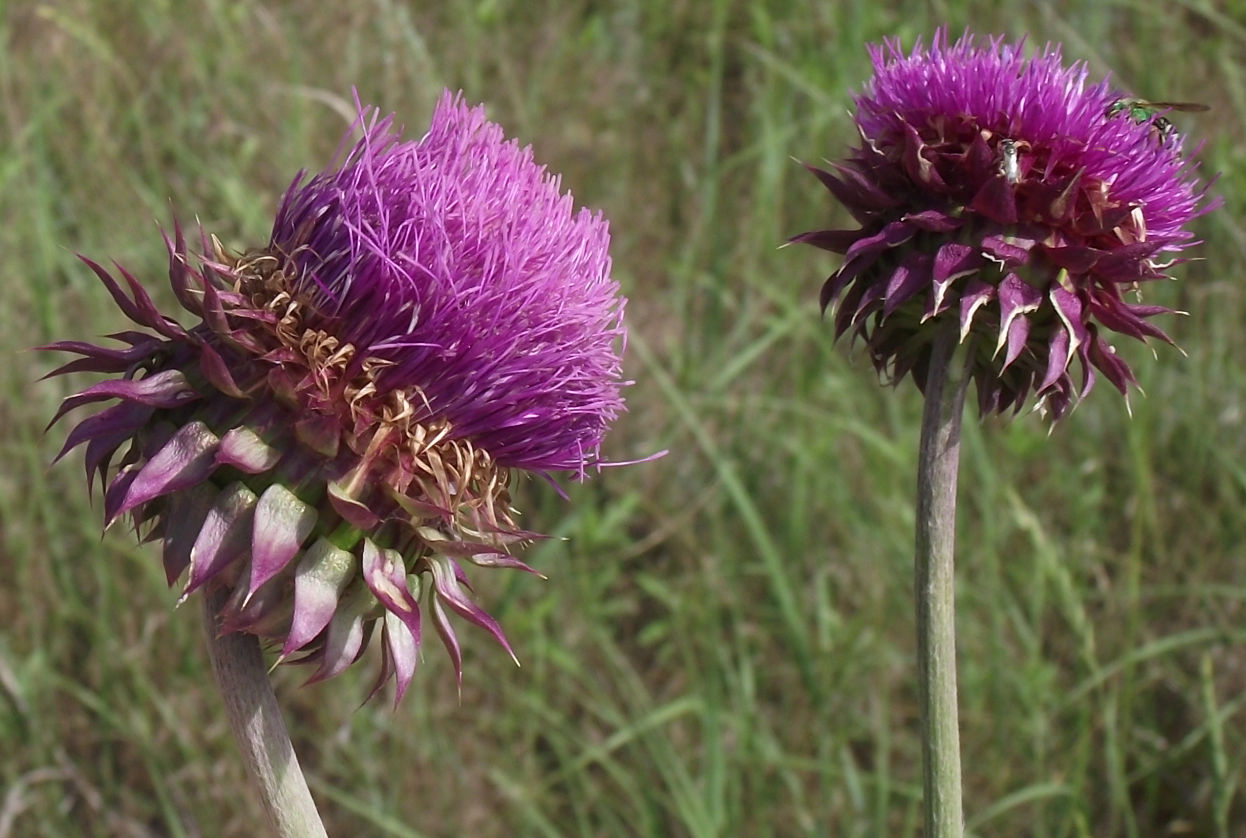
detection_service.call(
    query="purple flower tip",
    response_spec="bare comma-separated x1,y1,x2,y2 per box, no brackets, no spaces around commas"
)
272,91,627,475
793,28,1217,418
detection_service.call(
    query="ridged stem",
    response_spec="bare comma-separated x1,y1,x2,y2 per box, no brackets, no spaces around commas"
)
915,327,969,838
202,588,329,838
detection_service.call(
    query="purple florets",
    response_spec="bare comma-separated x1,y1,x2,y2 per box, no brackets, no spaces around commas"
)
793,29,1215,417
271,92,626,475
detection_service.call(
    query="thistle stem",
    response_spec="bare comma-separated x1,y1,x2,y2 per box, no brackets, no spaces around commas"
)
915,328,969,838
202,588,329,838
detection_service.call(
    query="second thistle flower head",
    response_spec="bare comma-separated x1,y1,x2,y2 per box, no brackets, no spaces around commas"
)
793,29,1214,417
44,92,627,702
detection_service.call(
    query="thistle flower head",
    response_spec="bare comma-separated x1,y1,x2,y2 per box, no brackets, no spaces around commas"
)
43,92,627,703
793,29,1215,417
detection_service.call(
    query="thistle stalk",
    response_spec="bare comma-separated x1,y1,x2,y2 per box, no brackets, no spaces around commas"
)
791,27,1214,837
42,90,635,834
203,587,328,838
914,327,968,837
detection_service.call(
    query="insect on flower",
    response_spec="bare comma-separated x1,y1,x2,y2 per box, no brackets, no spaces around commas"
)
996,138,1030,185
791,30,1217,419
1106,97,1209,145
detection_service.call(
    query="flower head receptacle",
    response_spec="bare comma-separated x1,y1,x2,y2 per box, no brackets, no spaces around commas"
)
43,92,628,703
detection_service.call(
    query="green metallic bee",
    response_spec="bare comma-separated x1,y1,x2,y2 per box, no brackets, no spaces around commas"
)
1106,98,1209,144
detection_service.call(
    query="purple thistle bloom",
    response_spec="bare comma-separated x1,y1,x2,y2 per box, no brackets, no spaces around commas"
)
792,29,1216,417
42,91,628,703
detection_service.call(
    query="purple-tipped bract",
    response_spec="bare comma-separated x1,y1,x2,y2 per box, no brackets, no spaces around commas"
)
43,91,628,703
793,29,1215,417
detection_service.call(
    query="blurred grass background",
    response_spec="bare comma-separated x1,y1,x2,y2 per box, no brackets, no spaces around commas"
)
3,0,1245,835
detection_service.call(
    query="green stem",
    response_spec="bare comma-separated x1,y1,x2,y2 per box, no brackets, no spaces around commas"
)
915,328,969,838
203,588,329,838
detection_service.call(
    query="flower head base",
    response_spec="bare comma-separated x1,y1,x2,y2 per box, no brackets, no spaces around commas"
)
43,92,627,703
793,29,1215,417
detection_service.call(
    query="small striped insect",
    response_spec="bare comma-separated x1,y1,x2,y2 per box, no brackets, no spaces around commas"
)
997,138,1029,185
